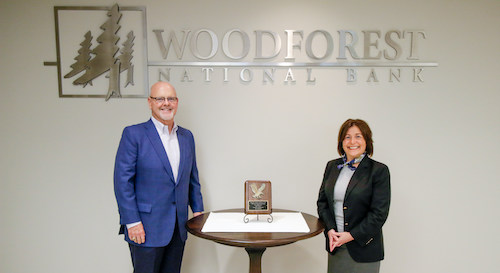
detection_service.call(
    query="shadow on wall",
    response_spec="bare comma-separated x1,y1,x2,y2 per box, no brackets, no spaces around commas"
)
191,238,324,273
263,240,325,273
222,247,250,273
182,237,220,273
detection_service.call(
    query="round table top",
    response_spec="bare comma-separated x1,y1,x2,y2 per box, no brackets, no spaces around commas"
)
186,208,325,248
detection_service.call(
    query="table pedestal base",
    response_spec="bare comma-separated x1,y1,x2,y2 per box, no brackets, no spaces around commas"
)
245,247,266,273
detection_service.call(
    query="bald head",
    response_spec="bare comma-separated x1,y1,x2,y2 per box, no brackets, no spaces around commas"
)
150,81,176,97
148,81,179,127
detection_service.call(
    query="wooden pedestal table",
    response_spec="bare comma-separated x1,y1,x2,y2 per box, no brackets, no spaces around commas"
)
186,208,325,273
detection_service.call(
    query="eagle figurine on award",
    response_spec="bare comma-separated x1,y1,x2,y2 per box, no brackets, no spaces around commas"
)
244,180,273,223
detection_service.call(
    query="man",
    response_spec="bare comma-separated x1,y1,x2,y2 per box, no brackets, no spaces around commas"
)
114,81,204,273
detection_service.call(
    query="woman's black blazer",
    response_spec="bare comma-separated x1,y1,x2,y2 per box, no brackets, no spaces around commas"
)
317,156,391,262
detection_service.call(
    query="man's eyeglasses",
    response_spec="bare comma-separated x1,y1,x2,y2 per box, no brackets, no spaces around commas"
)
149,96,178,104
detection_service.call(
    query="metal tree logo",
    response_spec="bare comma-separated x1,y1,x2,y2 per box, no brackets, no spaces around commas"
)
64,4,134,100
46,4,148,100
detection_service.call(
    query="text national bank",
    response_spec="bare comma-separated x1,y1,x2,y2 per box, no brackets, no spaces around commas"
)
150,29,437,84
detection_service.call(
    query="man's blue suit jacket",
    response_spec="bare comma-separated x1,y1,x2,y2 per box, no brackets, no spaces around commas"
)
114,119,204,247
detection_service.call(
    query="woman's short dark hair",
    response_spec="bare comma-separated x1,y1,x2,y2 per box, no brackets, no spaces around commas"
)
337,119,374,156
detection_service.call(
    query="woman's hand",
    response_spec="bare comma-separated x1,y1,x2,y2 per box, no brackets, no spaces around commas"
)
327,229,339,252
328,229,354,251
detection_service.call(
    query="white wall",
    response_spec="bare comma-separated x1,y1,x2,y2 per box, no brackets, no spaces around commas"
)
1,0,499,273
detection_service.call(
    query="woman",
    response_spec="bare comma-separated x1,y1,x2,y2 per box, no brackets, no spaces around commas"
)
317,119,390,273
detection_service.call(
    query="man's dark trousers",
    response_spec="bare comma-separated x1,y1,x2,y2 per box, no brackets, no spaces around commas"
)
129,221,185,273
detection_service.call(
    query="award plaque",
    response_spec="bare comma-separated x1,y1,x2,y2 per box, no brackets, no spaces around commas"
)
244,180,272,215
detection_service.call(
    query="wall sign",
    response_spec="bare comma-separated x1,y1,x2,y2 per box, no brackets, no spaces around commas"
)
45,3,438,100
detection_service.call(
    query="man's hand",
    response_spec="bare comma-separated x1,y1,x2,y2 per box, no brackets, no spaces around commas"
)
193,212,203,217
128,223,146,244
